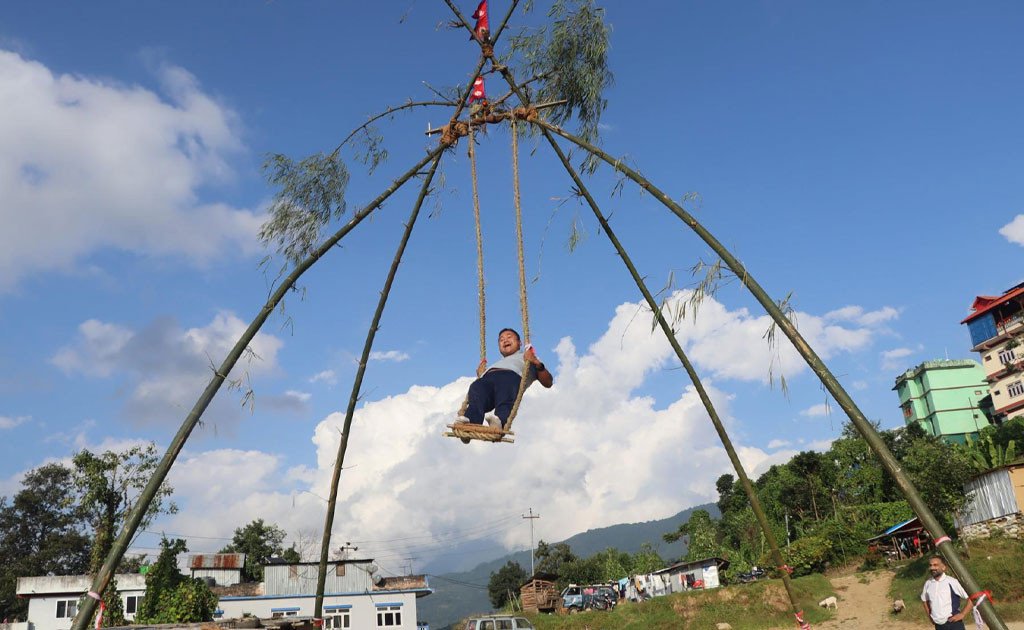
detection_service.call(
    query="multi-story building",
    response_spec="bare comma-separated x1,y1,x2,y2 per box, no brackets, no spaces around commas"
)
963,282,1024,421
13,558,431,630
14,574,146,630
893,359,991,443
213,559,430,629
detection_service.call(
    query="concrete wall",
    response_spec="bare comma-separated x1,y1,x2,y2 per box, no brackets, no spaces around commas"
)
17,575,146,630
216,591,421,629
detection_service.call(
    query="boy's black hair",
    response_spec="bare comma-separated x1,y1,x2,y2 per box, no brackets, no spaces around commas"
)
498,327,521,342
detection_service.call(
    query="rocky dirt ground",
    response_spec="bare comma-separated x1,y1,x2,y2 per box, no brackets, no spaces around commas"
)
804,570,1022,629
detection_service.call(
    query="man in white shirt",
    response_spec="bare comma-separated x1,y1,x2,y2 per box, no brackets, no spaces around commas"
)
921,555,972,630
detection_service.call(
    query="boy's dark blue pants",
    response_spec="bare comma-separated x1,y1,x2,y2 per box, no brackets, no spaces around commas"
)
465,370,521,424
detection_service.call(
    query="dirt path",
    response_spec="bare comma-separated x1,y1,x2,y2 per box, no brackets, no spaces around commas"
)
804,570,1022,629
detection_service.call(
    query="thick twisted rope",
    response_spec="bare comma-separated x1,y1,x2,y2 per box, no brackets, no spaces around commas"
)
504,119,532,431
469,125,487,362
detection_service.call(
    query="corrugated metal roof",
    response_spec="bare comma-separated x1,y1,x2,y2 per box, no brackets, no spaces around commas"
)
961,284,1024,324
189,553,246,569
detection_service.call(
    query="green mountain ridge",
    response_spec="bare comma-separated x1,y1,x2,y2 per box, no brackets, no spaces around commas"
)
418,503,718,629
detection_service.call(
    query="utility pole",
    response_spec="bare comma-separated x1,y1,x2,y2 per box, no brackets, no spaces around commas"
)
522,508,540,576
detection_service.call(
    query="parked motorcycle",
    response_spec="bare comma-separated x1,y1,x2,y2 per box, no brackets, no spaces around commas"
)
737,566,767,583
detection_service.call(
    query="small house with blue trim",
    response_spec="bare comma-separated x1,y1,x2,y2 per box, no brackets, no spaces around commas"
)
212,559,431,630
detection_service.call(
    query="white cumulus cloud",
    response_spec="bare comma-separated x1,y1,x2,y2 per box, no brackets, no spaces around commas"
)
0,50,263,291
309,370,337,385
800,403,831,417
0,415,29,430
1000,215,1024,246
51,311,283,427
881,347,917,370
369,350,410,363
147,292,891,568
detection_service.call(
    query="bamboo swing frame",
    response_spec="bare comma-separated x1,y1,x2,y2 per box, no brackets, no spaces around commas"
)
70,3,1010,630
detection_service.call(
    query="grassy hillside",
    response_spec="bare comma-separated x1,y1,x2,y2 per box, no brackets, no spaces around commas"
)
889,537,1024,623
521,575,834,630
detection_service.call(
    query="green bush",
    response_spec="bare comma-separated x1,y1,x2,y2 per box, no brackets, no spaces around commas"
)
777,535,832,577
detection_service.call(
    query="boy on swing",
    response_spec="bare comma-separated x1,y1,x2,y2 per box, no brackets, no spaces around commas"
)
458,328,553,432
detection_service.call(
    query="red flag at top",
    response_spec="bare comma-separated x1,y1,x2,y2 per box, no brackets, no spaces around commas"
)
472,0,490,40
469,75,487,103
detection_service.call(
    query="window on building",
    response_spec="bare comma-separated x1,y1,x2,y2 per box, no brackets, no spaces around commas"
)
1009,381,1024,398
335,564,346,577
325,613,351,629
271,610,299,619
56,599,78,619
376,605,402,627
998,349,1017,365
901,404,913,420
125,595,140,615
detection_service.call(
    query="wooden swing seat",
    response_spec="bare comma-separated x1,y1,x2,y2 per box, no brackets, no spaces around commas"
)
444,419,515,444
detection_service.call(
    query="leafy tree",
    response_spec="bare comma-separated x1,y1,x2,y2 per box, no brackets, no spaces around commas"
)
534,540,576,576
776,535,832,577
0,464,91,621
663,509,719,560
136,537,217,624
72,444,176,575
628,543,664,575
487,560,527,609
72,444,176,628
220,519,290,582
900,436,977,529
965,433,1017,470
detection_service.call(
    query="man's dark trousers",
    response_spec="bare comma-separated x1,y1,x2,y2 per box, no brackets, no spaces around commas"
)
933,620,966,630
465,370,521,425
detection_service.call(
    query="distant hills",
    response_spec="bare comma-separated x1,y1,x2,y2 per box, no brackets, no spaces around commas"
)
417,503,718,630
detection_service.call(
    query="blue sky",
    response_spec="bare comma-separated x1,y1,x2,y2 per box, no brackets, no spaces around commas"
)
1,1,1022,575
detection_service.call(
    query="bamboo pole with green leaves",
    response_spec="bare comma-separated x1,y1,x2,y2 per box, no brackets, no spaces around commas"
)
69,144,446,630
533,114,803,615
313,153,444,619
526,118,1007,630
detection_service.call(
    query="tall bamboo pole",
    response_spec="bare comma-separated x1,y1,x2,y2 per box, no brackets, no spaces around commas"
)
313,152,444,619
535,120,803,614
70,144,446,630
527,119,1007,630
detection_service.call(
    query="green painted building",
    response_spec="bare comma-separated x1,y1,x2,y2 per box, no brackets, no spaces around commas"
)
893,359,993,444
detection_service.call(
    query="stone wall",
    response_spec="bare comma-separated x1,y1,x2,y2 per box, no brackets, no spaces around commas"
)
958,511,1024,540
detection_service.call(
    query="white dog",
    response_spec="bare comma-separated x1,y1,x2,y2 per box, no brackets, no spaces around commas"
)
818,595,838,610
893,598,905,613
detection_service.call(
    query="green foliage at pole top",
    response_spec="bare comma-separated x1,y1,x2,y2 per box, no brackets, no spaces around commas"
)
0,463,92,621
509,0,613,172
259,151,350,265
136,537,218,624
220,518,291,582
488,560,528,609
71,444,177,575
